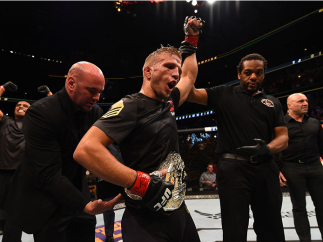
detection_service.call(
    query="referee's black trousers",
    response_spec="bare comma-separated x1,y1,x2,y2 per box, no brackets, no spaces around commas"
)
217,157,285,242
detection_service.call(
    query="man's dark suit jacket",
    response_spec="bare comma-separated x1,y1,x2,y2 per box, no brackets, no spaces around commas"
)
6,88,103,233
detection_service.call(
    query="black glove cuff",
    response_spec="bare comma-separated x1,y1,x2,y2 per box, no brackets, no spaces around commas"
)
178,41,197,57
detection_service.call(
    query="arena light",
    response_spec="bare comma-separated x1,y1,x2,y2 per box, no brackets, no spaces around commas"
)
115,0,163,9
175,109,215,120
207,0,216,4
192,0,197,6
194,9,198,13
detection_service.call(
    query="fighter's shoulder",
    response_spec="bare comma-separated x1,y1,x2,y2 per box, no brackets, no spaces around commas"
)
102,94,139,119
116,93,141,107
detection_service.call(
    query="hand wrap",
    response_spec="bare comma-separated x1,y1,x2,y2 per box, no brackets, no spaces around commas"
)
129,171,150,197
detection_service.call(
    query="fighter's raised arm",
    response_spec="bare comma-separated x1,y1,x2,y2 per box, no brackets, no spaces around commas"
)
177,16,204,106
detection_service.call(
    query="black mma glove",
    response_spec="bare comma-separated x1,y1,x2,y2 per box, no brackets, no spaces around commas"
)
179,16,205,59
236,138,271,156
183,16,205,36
1,81,18,92
178,40,198,56
128,171,174,212
37,85,51,96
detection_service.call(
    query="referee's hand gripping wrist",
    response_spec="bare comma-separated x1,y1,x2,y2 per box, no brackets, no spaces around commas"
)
129,171,174,212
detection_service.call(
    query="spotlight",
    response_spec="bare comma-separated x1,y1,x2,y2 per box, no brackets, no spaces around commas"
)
207,0,216,4
194,9,198,13
192,0,197,6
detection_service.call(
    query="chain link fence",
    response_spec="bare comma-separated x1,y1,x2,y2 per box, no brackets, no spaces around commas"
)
178,128,219,196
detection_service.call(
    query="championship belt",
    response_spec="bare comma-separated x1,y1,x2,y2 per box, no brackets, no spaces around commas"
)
124,152,187,211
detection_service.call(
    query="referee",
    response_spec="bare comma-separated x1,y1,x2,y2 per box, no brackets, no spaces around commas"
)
187,53,288,242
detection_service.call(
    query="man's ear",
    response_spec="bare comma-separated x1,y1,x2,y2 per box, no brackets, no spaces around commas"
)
143,66,152,80
66,76,75,91
237,72,241,80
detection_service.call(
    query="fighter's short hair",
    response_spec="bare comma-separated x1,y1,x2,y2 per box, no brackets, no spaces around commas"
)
143,45,182,69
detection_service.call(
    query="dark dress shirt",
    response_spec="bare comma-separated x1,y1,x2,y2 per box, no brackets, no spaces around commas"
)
281,114,323,163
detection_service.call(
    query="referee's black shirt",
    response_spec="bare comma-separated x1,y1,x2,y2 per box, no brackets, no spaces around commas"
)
281,114,323,163
206,85,286,154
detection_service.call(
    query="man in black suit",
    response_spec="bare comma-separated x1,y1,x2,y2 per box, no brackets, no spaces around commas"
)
0,82,51,236
3,61,121,242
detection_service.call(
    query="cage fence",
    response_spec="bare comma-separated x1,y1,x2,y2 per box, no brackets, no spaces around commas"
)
178,127,219,198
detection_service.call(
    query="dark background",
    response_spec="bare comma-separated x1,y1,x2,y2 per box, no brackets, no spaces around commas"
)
1,1,323,124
